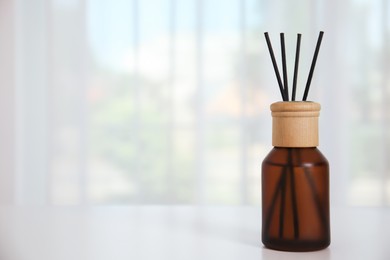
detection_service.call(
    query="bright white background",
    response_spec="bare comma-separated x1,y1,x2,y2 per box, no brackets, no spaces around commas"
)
0,0,389,206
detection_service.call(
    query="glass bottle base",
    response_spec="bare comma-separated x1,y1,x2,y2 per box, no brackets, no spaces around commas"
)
262,237,330,252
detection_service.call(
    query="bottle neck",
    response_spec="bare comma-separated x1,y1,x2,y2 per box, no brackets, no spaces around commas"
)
271,101,320,148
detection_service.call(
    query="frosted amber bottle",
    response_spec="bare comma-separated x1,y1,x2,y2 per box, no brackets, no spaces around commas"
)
261,102,330,251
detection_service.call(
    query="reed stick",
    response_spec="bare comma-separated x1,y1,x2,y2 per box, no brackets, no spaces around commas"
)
280,33,289,101
264,32,287,101
264,166,286,234
288,148,299,238
278,170,287,238
302,31,324,101
295,149,328,230
292,34,301,101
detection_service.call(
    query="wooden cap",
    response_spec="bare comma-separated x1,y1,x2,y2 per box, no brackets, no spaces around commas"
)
271,101,321,147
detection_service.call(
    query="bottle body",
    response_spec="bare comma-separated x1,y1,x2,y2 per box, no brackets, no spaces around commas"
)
262,147,330,251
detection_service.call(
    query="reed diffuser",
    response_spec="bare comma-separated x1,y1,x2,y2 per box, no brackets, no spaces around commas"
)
262,31,330,252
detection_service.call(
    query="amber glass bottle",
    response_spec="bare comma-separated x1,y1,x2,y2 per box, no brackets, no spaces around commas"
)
261,102,330,252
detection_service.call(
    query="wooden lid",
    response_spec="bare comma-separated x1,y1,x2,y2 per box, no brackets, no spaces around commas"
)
271,101,321,147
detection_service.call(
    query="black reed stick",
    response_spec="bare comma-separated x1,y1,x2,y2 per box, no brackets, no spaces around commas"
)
288,148,299,238
295,149,328,230
264,32,287,101
264,167,286,234
280,33,289,101
302,31,324,101
278,168,287,238
292,34,301,101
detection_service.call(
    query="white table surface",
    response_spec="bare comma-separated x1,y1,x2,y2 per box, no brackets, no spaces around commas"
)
0,206,388,260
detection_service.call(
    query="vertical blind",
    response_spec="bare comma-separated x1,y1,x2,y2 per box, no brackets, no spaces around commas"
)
0,0,389,206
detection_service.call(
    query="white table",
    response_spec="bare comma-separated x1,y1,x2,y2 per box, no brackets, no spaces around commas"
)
0,206,388,260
